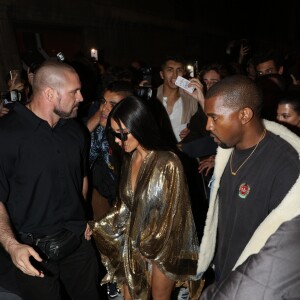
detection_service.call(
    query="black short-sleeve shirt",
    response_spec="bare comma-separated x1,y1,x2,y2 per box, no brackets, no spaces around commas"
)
0,103,89,236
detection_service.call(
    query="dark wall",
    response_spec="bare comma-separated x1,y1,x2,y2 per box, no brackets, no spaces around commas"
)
0,0,299,89
0,0,197,88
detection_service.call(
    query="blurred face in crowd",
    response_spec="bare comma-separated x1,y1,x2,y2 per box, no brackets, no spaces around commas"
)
256,60,283,77
160,60,184,90
202,70,221,90
110,119,139,152
99,91,125,127
277,103,300,128
53,71,83,118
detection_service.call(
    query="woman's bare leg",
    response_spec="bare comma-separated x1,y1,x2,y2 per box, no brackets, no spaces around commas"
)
151,263,175,300
123,284,132,300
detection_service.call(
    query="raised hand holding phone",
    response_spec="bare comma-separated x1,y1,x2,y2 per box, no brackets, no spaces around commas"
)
175,76,195,93
176,76,205,109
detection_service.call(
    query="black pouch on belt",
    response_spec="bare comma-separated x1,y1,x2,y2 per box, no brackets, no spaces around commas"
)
19,229,82,262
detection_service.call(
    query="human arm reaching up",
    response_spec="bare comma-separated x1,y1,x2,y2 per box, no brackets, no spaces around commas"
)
185,78,205,109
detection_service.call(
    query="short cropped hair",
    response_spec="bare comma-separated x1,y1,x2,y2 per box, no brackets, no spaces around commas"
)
253,49,284,69
161,55,186,70
33,60,77,92
205,75,263,116
105,80,134,97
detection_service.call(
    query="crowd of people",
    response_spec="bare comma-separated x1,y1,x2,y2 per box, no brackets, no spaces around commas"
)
0,40,300,300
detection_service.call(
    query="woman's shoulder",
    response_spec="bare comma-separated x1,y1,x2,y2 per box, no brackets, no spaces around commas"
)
154,150,181,164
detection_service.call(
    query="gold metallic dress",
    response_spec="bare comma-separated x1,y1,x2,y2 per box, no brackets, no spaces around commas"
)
90,150,201,299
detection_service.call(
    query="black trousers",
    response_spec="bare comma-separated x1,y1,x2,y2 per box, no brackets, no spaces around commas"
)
15,239,100,300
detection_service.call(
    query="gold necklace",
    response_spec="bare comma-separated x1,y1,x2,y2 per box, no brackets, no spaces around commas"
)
230,129,267,176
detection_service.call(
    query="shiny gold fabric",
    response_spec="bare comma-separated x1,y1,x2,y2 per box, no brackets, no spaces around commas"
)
90,151,200,299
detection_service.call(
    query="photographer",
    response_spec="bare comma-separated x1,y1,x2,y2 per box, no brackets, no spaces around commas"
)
0,71,27,117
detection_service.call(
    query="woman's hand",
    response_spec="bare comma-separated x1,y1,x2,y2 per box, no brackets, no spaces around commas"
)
84,223,92,240
198,155,215,176
179,127,190,140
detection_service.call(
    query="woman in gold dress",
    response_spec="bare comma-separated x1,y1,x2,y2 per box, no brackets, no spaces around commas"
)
90,96,201,300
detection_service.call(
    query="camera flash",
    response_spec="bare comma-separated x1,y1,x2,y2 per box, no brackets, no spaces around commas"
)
187,65,194,78
91,48,98,60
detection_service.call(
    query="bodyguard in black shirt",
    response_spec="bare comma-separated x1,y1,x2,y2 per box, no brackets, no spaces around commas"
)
0,61,99,300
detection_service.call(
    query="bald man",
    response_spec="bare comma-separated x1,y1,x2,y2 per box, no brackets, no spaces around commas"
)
0,61,99,300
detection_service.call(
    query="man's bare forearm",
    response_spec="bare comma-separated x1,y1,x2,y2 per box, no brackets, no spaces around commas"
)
0,202,20,253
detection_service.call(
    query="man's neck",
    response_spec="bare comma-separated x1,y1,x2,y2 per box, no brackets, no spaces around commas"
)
27,102,59,128
235,123,266,150
162,85,180,102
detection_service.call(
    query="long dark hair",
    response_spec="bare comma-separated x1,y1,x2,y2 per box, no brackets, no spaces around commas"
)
106,96,195,199
107,96,173,152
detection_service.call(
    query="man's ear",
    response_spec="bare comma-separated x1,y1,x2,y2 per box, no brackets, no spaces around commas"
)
160,71,164,80
44,87,54,102
239,107,254,124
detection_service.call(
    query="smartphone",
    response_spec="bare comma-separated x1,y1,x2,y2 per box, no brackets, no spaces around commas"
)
240,39,250,49
56,52,65,62
175,76,195,93
90,48,98,60
0,91,22,109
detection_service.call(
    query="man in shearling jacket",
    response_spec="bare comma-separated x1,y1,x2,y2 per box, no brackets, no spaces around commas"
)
197,75,300,294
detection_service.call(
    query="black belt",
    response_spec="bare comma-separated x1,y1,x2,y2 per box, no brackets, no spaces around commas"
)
18,229,82,262
18,232,42,245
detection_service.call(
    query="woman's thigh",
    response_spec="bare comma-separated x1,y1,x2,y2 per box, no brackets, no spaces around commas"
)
151,263,174,300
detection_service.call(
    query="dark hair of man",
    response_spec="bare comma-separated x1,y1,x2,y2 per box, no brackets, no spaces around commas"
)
205,74,263,116
105,80,134,97
107,96,173,152
102,65,133,88
279,90,300,115
161,55,186,70
253,49,284,69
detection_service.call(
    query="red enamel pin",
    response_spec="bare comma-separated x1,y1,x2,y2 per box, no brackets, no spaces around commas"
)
239,183,250,199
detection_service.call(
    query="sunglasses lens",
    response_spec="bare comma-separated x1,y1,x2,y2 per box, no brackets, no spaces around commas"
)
110,128,128,141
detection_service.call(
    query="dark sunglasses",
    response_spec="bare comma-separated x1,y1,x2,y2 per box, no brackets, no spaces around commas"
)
109,128,130,141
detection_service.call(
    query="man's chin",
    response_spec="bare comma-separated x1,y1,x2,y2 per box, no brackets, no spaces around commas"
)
57,112,76,119
63,112,77,119
213,137,230,149
219,143,230,149
169,82,177,89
